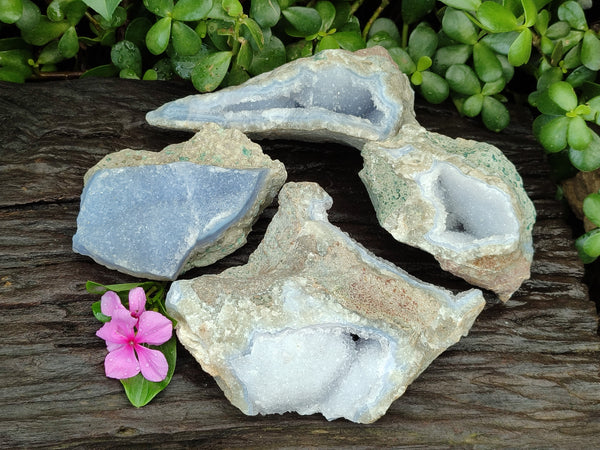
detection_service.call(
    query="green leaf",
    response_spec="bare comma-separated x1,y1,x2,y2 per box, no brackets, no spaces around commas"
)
388,47,416,74
366,31,399,50
481,96,510,131
568,131,600,171
446,63,481,95
420,71,449,104
567,115,592,150
206,19,233,51
521,0,537,27
480,31,519,55
584,193,600,227
462,93,484,117
535,114,568,152
439,0,481,11
316,34,339,52
15,0,40,30
477,1,518,33
172,0,212,21
315,1,336,32
285,39,313,61
557,1,587,31
37,41,64,65
442,7,478,45
473,42,503,82
125,17,153,49
222,0,243,17
416,55,432,72
250,0,280,29
562,43,581,69
566,66,596,88
120,336,177,408
408,22,438,61
146,16,172,55
191,50,232,92
331,1,351,30
548,81,577,112
171,20,202,56
0,67,27,83
411,70,423,86
481,77,506,96
0,0,23,24
367,18,400,44
508,28,532,66
143,69,158,80
91,301,111,323
581,30,600,71
401,0,435,25
282,7,322,37
242,17,265,50
21,16,69,46
431,44,471,76
80,63,119,78
248,35,285,75
576,228,600,263
111,39,142,76
48,0,74,22
58,25,79,58
169,46,209,79
143,0,173,17
236,39,252,69
332,31,365,51
82,0,121,21
545,20,570,40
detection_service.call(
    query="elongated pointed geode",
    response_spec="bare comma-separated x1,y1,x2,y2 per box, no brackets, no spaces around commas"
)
146,47,417,149
166,182,485,424
72,123,286,280
359,124,536,301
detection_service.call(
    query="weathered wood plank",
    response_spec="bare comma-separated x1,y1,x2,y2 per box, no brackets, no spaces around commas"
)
0,78,599,447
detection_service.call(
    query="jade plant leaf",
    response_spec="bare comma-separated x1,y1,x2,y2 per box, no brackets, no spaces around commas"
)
125,17,153,49
315,1,336,32
408,22,438,61
442,7,478,45
146,16,172,55
481,96,510,131
548,81,577,112
569,131,600,171
191,50,232,92
316,34,339,52
172,0,212,21
0,0,23,24
583,192,600,227
171,20,202,56
581,30,600,71
250,0,280,29
558,1,587,31
420,71,449,104
222,0,243,17
388,47,416,74
111,39,142,76
143,0,174,17
521,0,537,27
248,35,285,75
446,64,481,95
536,115,568,152
282,6,322,37
440,0,481,11
576,228,600,262
508,28,532,66
478,1,518,32
567,116,592,150
473,42,503,82
21,16,70,46
332,31,365,51
82,0,121,21
462,93,484,117
58,25,79,58
242,17,265,50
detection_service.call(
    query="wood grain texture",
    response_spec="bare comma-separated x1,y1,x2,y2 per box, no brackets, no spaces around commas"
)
0,78,599,448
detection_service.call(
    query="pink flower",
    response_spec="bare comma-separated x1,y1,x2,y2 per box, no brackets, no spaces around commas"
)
96,288,173,382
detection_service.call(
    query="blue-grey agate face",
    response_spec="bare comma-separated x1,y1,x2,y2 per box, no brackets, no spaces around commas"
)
146,67,399,140
72,162,267,279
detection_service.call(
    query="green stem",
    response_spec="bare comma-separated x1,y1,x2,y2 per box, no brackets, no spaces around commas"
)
350,0,366,16
401,22,409,49
362,0,389,41
85,11,102,32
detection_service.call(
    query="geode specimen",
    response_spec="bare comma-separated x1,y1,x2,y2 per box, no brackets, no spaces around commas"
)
359,124,536,301
72,123,286,280
146,47,417,149
166,182,485,423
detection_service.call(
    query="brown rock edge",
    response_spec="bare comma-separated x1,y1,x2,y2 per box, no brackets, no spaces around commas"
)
0,78,598,447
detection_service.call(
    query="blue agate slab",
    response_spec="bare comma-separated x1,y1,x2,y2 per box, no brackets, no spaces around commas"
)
146,48,418,149
73,162,268,280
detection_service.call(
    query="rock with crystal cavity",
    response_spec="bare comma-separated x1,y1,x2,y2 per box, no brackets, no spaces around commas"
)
72,123,286,280
166,182,485,424
359,123,536,301
146,47,417,149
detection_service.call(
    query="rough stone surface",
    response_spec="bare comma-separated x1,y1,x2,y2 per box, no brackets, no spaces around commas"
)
360,123,536,301
73,123,286,279
166,182,485,424
146,47,417,149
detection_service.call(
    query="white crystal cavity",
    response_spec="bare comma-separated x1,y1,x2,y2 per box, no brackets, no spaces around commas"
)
146,47,417,149
360,124,536,301
166,181,485,423
73,123,286,279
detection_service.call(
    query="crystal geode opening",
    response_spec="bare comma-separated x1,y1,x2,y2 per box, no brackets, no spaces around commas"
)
229,324,395,422
416,161,519,251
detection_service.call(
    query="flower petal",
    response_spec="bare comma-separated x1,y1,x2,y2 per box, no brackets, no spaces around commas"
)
136,311,173,346
128,287,146,318
96,310,137,346
100,291,127,317
104,344,140,379
135,345,169,382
